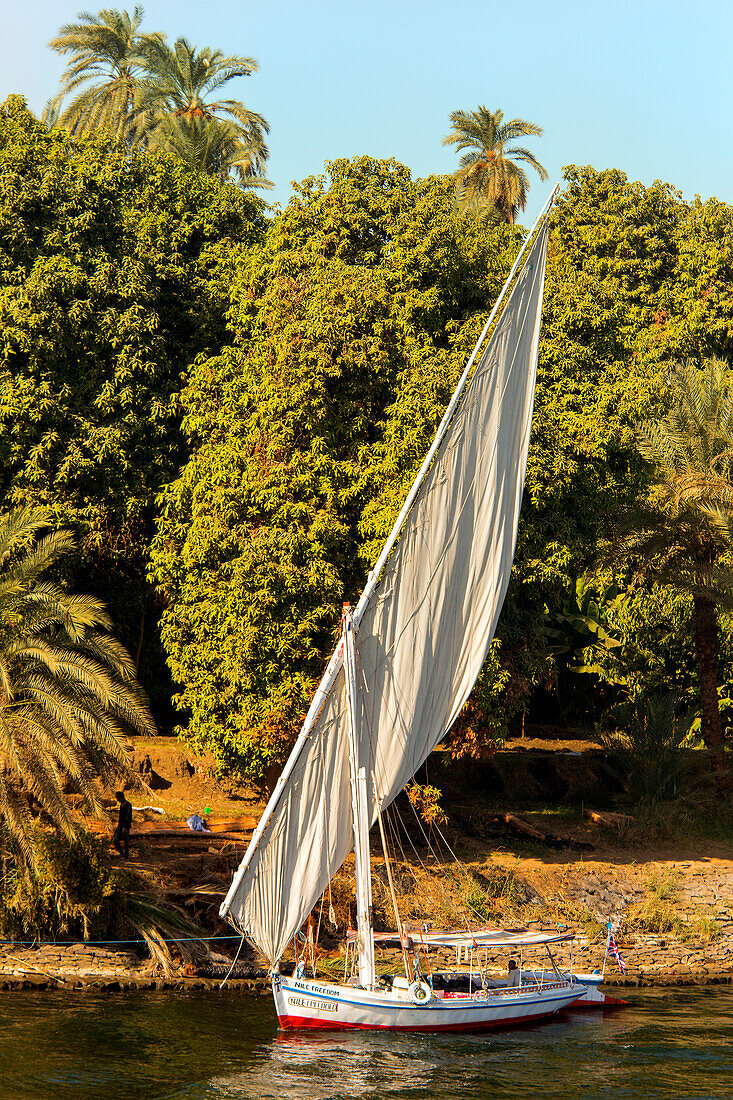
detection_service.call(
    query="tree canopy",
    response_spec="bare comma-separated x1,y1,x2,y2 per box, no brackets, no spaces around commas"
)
151,158,733,777
0,95,266,705
45,5,160,143
150,157,522,774
137,36,269,184
45,7,270,186
2,84,732,786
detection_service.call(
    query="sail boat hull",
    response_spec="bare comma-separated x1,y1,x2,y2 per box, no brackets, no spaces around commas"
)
273,975,583,1031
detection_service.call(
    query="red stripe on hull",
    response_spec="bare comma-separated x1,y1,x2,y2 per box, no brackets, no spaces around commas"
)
277,1009,558,1032
568,994,627,1010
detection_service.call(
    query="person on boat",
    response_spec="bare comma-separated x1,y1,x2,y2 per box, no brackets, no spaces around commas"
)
507,959,521,987
113,791,133,858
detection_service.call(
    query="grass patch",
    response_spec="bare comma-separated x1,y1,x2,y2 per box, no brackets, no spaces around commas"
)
627,867,719,942
590,790,733,848
541,901,608,943
330,856,541,934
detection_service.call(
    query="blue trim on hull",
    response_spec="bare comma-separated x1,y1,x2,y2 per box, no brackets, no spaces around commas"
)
279,983,578,1013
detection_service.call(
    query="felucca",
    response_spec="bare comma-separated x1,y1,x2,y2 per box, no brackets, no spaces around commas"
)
220,188,588,1030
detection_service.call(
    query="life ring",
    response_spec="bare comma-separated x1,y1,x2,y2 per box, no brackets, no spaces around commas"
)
409,980,432,1004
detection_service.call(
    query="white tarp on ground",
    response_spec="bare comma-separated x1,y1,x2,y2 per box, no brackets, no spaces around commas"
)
223,215,551,965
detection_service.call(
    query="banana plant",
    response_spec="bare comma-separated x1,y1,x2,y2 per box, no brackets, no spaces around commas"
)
542,575,624,676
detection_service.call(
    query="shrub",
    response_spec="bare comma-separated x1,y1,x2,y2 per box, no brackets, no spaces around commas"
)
406,784,448,829
0,830,125,941
598,692,701,807
629,868,718,942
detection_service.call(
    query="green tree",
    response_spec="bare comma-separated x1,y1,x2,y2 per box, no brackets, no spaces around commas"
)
458,166,733,738
0,95,265,709
136,36,269,183
541,576,623,673
594,586,701,703
600,693,698,808
494,166,686,730
45,5,161,143
611,358,733,787
647,197,733,364
0,507,154,869
151,157,521,775
443,106,548,223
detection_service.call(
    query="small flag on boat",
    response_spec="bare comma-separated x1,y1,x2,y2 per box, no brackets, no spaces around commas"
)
607,931,627,974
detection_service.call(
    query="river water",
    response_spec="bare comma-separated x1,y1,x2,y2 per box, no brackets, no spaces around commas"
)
0,986,731,1099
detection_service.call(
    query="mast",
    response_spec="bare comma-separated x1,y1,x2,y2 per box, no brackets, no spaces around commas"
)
342,604,376,989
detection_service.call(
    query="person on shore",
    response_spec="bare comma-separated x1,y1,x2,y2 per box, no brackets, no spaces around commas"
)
507,959,521,987
113,791,133,858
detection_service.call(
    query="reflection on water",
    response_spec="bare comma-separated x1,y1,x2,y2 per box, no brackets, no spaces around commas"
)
211,1030,441,1098
0,987,731,1099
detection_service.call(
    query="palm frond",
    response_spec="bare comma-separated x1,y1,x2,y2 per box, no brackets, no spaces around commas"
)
48,6,163,144
0,507,153,872
131,35,268,183
610,358,733,610
0,507,56,567
124,892,212,976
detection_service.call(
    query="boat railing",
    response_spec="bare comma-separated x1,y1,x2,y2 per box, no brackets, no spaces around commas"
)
469,978,571,1000
462,967,574,1000
465,940,576,999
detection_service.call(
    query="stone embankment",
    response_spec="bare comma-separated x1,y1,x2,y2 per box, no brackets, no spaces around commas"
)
0,944,268,992
0,933,730,992
1,859,731,992
489,926,733,988
511,858,733,986
364,856,733,988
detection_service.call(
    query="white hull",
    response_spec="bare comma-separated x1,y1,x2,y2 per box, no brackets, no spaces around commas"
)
273,975,584,1031
571,972,626,1009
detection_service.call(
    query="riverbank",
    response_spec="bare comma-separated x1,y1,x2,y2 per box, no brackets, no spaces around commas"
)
2,735,731,993
0,945,730,992
1,852,731,992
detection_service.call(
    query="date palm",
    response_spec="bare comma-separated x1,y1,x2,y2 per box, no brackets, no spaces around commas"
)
612,358,733,789
443,106,548,223
0,507,155,869
146,113,272,188
136,37,269,182
45,6,161,144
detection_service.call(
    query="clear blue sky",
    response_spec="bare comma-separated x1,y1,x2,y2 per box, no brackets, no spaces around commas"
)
2,0,731,224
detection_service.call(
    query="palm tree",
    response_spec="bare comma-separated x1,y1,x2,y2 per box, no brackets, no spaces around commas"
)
135,37,269,183
0,507,155,869
612,358,733,789
145,113,272,188
443,106,548,223
45,6,162,144
600,693,698,807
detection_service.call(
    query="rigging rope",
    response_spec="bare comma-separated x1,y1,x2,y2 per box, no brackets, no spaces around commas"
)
0,934,244,947
219,934,246,989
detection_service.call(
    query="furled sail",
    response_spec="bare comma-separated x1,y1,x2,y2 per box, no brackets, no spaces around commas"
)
221,211,551,965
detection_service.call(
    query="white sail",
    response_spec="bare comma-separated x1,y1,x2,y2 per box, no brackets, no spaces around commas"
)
222,213,551,965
